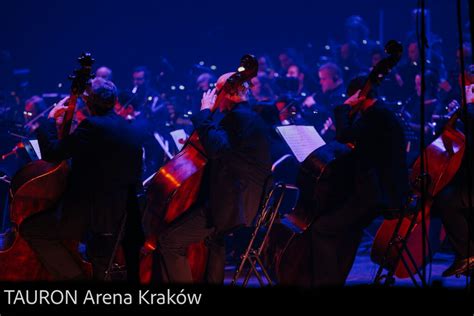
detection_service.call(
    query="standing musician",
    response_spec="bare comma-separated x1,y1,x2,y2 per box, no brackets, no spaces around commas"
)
20,77,144,281
310,76,409,286
431,70,474,277
156,72,272,284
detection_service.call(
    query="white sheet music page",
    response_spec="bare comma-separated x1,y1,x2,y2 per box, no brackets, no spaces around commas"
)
170,129,188,151
276,125,326,162
28,139,42,160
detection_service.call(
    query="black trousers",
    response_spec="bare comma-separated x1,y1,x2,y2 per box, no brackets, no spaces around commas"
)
431,171,474,259
310,171,380,287
20,206,119,281
157,205,225,284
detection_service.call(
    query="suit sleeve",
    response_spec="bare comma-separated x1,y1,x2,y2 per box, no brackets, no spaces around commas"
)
191,109,231,159
35,117,96,163
334,104,366,143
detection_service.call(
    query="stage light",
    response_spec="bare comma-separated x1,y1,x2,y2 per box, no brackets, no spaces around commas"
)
362,40,368,45
210,65,217,70
179,85,185,90
171,85,176,90
199,61,205,66
324,45,331,50
58,83,63,88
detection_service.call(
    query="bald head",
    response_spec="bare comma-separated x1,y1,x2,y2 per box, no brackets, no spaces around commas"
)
96,66,113,81
215,71,250,109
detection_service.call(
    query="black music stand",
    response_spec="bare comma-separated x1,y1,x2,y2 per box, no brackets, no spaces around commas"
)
231,181,300,287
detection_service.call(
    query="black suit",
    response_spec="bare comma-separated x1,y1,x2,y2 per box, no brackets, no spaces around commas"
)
157,102,272,283
311,101,409,286
21,110,144,280
431,104,474,260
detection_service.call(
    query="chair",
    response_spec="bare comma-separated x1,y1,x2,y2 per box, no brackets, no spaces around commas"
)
231,155,300,287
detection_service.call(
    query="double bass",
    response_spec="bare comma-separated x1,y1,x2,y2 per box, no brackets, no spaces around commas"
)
139,55,259,283
264,40,403,286
0,53,94,280
371,105,464,279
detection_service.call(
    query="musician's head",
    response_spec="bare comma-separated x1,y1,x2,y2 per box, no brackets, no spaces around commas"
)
347,76,378,111
24,95,47,122
132,66,150,88
84,77,117,115
318,63,343,93
347,76,377,100
96,66,113,81
216,72,250,110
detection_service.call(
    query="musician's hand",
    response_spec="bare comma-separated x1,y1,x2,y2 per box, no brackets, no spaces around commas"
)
322,117,335,132
200,88,217,111
48,97,69,119
344,90,365,107
302,95,316,108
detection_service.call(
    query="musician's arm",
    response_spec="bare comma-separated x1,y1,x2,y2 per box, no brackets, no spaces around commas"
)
191,109,231,159
36,118,95,163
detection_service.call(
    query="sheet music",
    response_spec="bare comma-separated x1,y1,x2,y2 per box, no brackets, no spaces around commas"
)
170,129,188,151
276,125,326,162
28,139,42,160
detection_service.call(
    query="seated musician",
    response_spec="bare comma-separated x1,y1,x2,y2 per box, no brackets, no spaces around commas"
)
310,76,409,287
20,77,144,281
156,72,272,284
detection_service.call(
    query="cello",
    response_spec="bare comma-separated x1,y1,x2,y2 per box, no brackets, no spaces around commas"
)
0,53,94,280
264,40,403,286
139,55,259,283
371,104,464,279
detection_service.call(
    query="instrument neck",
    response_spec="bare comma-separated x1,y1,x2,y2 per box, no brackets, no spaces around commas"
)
349,80,373,117
59,94,79,139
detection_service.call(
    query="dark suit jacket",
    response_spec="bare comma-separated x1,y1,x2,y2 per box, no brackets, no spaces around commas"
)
334,101,409,211
36,110,143,234
191,102,272,232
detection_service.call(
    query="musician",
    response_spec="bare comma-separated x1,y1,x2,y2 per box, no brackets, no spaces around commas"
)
432,73,474,277
301,62,346,140
311,76,409,286
20,77,144,281
156,72,272,284
118,66,160,118
95,66,113,81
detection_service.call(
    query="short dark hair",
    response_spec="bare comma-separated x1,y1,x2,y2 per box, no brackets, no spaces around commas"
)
347,76,377,99
132,66,150,79
88,77,117,114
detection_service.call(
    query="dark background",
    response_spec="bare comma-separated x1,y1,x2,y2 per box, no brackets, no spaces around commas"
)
0,0,469,93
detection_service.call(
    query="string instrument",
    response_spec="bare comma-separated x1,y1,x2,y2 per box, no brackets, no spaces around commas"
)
264,40,403,286
139,55,259,283
371,104,464,279
0,53,95,280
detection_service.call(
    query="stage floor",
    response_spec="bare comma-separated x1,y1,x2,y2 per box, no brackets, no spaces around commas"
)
224,217,470,288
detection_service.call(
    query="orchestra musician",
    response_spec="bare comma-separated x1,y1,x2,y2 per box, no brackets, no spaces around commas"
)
156,72,272,284
310,76,409,286
431,67,474,277
20,77,145,281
